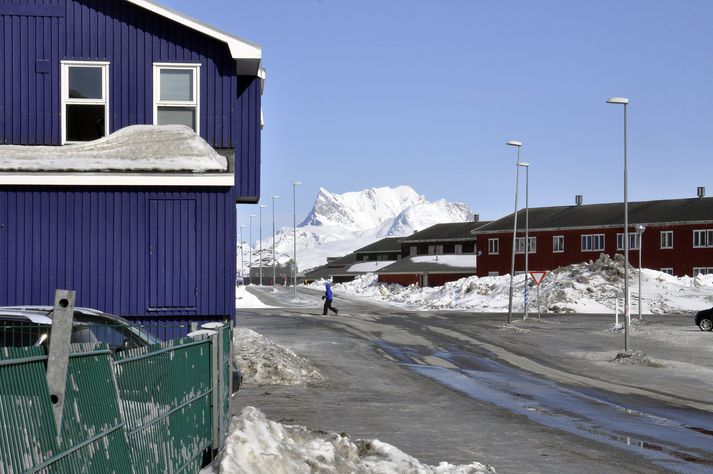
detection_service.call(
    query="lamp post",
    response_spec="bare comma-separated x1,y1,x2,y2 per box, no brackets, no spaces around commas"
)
259,204,266,285
506,140,522,325
249,214,255,284
636,224,645,321
607,96,630,352
517,161,530,320
272,195,279,286
293,181,301,299
239,225,246,281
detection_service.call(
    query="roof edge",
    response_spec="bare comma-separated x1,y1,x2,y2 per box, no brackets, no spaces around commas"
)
126,0,262,62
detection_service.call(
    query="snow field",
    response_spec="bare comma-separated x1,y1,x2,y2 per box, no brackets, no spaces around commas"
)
316,254,713,314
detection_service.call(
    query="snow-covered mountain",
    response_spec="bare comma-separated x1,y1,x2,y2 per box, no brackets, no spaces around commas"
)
244,186,474,272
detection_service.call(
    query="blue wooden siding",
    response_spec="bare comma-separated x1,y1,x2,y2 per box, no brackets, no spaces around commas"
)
0,0,261,201
0,188,237,320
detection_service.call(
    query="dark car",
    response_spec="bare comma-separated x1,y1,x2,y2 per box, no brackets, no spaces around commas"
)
695,307,713,331
0,306,242,393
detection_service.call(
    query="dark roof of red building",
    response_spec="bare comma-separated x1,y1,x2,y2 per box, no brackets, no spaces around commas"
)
473,197,713,234
355,237,403,254
377,255,477,274
400,221,490,243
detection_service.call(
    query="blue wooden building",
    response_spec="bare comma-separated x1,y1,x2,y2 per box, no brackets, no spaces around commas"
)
0,0,263,324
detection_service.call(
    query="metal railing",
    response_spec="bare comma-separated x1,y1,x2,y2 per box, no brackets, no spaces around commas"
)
0,294,233,474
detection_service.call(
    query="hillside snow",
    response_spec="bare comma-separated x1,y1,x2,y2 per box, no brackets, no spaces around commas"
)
247,186,474,271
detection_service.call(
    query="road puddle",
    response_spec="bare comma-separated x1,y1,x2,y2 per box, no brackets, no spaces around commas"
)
377,341,713,474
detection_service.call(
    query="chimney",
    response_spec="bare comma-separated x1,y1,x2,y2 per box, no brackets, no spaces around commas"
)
575,195,583,206
473,214,480,223
697,187,705,198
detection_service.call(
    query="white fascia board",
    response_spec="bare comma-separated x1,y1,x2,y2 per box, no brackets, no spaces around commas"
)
125,0,262,60
0,173,234,187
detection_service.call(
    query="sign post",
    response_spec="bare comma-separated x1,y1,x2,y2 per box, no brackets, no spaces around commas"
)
529,271,548,320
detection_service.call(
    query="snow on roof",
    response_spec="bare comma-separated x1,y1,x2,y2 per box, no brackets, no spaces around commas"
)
0,125,228,173
346,261,396,273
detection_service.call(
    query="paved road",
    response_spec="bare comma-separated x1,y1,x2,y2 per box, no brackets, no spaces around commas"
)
232,286,713,474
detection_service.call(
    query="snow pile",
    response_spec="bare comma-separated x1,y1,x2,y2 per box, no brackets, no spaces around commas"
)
319,254,713,314
0,125,227,172
610,350,664,368
233,328,326,387
214,407,495,474
250,186,473,271
235,285,274,309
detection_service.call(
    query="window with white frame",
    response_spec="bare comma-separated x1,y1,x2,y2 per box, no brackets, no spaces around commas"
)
61,61,109,143
488,238,499,255
616,233,641,251
153,63,200,133
581,234,605,252
455,244,463,255
693,229,713,248
428,245,444,255
660,231,673,249
515,237,536,254
660,268,674,275
488,271,499,277
410,246,417,257
553,235,564,253
693,267,713,276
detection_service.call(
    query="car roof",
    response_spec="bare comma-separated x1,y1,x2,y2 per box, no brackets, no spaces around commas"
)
0,306,127,324
0,309,53,325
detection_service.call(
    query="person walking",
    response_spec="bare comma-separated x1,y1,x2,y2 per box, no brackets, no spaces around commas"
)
322,282,338,315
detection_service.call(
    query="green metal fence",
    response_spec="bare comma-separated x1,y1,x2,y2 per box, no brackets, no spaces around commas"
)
0,323,233,474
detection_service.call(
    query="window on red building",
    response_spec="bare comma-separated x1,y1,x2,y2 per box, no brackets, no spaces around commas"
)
660,231,673,249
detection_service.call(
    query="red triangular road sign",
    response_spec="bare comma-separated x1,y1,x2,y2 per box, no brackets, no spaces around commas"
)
529,271,548,286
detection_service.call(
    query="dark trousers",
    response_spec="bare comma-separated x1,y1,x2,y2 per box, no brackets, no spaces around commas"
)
322,298,337,315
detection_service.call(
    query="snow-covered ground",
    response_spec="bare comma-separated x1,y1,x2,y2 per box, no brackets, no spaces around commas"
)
210,407,495,474
235,285,275,309
313,254,713,314
233,327,326,387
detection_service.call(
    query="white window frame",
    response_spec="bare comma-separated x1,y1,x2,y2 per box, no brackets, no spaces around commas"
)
693,267,713,276
581,234,605,252
515,237,536,254
488,238,499,255
616,233,641,251
660,268,673,275
61,60,110,144
553,235,564,253
455,244,463,255
488,271,499,277
660,231,673,249
693,229,713,248
153,63,201,134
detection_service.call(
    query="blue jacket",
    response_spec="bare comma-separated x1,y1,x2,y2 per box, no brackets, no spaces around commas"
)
325,283,333,300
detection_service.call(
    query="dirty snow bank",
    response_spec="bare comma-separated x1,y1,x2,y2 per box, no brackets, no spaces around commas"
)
316,254,713,314
212,406,495,474
0,125,227,172
233,327,326,386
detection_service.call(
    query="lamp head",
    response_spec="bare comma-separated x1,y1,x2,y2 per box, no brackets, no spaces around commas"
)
516,162,530,167
606,97,629,105
273,195,280,199
636,224,646,233
259,205,267,209
293,181,302,186
506,140,523,147
250,214,256,218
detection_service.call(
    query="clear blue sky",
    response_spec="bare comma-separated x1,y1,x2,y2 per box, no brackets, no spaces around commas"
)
163,0,713,233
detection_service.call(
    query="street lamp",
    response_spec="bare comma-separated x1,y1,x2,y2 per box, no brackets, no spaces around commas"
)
293,181,301,299
272,195,279,287
517,161,530,320
636,224,645,321
239,225,246,281
607,96,630,352
506,140,522,325
259,204,267,286
249,214,255,284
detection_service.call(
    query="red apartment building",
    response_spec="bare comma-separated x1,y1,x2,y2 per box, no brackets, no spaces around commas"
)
473,192,713,278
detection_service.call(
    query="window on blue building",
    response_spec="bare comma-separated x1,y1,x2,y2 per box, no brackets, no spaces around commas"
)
154,63,201,133
61,61,109,143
